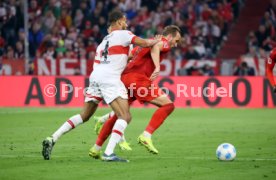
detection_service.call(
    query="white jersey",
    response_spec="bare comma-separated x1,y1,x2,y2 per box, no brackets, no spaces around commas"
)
90,30,136,80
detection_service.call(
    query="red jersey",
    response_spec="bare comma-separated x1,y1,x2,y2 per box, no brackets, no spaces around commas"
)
123,38,171,77
266,48,276,86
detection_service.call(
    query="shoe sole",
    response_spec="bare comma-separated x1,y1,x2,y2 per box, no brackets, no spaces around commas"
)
102,158,129,163
137,139,158,154
42,140,51,160
89,152,101,159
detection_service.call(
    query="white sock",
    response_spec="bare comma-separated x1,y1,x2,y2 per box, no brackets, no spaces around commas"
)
119,135,126,143
104,119,127,155
99,111,115,123
52,114,83,142
93,144,102,151
143,131,152,138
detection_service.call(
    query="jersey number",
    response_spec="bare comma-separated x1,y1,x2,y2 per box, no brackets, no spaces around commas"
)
102,41,109,61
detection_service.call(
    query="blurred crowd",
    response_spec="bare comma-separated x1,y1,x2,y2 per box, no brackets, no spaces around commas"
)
245,0,276,56
232,0,276,77
0,0,242,74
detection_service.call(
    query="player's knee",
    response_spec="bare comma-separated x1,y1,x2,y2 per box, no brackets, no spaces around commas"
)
124,112,132,123
119,112,132,123
80,112,92,122
164,103,175,113
126,112,132,123
170,103,175,112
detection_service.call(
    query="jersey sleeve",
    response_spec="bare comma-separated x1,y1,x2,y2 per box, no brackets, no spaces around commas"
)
266,49,276,86
121,30,137,46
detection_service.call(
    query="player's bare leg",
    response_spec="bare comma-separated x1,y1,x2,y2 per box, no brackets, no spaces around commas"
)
138,95,175,154
42,101,98,160
101,97,131,162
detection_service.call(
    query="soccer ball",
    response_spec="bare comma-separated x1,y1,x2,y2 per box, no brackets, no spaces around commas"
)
216,143,236,161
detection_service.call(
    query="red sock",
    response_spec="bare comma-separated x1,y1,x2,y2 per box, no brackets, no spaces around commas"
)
96,114,118,146
145,103,175,134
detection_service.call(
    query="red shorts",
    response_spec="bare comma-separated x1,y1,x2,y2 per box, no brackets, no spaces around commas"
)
121,72,164,103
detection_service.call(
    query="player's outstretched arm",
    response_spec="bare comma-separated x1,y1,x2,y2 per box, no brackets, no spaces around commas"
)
133,37,161,48
150,41,163,81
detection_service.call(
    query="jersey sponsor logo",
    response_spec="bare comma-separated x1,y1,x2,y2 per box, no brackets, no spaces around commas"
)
100,60,110,64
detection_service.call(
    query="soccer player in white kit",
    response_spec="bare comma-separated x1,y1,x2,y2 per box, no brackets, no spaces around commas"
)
42,10,160,162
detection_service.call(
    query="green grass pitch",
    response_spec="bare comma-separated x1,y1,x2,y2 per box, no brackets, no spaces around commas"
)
0,108,276,180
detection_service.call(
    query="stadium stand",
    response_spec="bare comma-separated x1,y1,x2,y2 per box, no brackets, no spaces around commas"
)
0,0,274,76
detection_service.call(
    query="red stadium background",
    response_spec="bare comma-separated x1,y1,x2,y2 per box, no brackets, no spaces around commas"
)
0,76,275,108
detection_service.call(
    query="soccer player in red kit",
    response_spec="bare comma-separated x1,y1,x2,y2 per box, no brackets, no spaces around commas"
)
266,48,276,93
89,25,182,158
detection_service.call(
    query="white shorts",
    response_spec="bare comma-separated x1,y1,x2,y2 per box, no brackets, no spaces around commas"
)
84,79,128,104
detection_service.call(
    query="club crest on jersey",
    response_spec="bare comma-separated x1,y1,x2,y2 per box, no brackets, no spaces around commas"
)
163,42,169,49
268,57,272,64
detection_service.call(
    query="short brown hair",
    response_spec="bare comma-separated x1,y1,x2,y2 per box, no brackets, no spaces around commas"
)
162,25,182,37
108,10,125,25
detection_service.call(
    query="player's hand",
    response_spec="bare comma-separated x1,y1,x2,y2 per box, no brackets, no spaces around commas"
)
273,86,276,93
150,67,160,81
154,34,163,41
148,35,162,46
